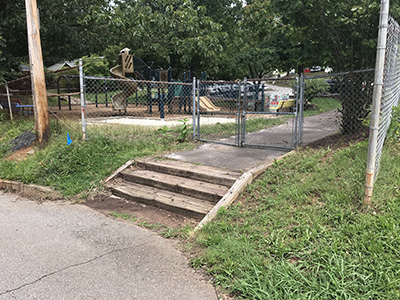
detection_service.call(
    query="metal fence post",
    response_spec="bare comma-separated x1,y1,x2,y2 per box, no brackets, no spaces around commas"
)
197,79,201,139
364,0,390,205
240,78,247,146
293,76,300,149
192,77,196,141
4,82,13,121
298,73,305,144
79,58,87,140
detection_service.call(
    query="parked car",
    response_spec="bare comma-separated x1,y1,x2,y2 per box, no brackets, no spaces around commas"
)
310,66,323,72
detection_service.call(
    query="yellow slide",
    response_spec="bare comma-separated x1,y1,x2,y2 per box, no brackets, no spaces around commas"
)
110,65,138,111
199,96,221,112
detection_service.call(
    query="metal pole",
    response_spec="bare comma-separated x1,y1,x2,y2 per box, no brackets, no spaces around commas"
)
79,59,87,140
237,81,242,146
197,79,201,139
364,0,390,206
293,76,300,149
298,73,305,144
5,82,13,121
241,78,247,146
192,77,196,141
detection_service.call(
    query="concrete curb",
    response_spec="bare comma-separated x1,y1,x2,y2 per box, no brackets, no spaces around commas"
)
0,179,59,199
193,150,296,232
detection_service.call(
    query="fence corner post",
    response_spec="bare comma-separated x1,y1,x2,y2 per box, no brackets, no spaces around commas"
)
79,58,87,141
192,77,197,141
363,0,390,206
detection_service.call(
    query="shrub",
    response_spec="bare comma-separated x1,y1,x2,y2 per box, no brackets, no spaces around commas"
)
304,78,329,104
291,78,329,107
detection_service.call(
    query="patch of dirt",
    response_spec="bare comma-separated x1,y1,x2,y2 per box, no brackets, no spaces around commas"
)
305,129,368,150
84,193,198,229
5,145,34,162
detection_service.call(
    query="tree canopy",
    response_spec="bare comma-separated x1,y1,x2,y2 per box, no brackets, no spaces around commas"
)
0,0,398,81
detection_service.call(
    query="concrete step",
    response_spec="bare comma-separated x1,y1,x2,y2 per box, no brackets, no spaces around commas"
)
121,168,228,203
108,180,214,219
136,159,240,187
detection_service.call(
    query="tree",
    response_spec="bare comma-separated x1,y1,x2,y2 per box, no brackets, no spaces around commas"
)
108,0,226,78
269,0,400,71
0,0,112,80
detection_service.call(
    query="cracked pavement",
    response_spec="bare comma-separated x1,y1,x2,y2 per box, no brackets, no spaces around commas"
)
0,192,217,299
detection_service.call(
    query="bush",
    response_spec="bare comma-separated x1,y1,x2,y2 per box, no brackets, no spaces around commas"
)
292,78,329,107
82,55,109,77
304,78,329,105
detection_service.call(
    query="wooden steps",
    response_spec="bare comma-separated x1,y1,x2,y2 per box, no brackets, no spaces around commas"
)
107,159,241,219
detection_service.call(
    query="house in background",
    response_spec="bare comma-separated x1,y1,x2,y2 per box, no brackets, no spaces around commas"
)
47,60,79,71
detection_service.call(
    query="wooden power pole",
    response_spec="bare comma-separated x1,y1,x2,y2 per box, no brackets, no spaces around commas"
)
25,0,50,147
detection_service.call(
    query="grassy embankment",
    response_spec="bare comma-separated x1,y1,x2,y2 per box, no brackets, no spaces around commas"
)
0,118,195,196
190,140,400,299
0,114,287,196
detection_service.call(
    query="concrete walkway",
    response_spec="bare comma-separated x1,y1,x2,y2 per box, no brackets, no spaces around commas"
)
167,110,340,171
0,192,217,300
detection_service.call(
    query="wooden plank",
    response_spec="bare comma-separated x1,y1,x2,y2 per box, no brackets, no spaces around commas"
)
136,159,240,186
121,169,228,202
47,92,80,97
104,160,134,183
108,181,214,219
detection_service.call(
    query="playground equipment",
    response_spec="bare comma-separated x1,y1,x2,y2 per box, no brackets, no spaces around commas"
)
199,96,221,112
110,48,138,112
268,93,295,112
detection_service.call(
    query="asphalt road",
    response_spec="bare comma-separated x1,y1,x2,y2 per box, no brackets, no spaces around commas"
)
0,192,217,300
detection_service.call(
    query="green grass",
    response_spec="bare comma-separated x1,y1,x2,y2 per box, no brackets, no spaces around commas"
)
109,211,137,222
191,142,400,299
200,118,283,140
304,97,342,117
0,117,195,196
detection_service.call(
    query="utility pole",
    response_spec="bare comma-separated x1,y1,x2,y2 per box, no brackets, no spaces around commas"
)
25,0,50,147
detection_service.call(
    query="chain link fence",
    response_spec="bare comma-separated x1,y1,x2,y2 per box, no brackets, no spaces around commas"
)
374,16,400,176
195,78,300,150
303,69,374,145
0,67,80,120
196,80,241,145
81,76,194,133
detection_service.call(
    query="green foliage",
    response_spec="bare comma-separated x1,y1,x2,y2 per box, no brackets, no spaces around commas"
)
110,0,225,77
0,0,111,80
82,55,109,77
109,211,137,222
387,106,400,143
191,142,400,299
157,125,173,145
177,118,189,143
303,97,342,117
304,79,329,105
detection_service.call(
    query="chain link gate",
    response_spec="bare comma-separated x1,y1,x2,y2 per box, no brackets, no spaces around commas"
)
194,77,301,151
